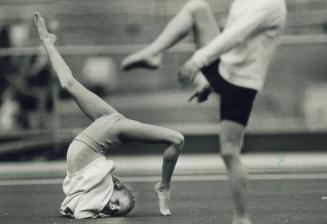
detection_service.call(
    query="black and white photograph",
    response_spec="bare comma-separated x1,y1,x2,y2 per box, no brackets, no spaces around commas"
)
0,0,326,223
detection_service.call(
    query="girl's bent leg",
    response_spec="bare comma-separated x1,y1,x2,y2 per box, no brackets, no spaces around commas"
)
116,118,184,215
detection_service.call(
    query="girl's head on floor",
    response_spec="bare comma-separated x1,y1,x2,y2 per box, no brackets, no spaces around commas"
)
103,176,136,217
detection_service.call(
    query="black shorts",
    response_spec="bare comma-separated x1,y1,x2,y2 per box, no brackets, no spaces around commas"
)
201,60,257,126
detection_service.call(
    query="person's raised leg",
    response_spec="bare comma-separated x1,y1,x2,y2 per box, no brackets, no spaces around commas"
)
34,12,118,121
220,120,252,224
114,118,184,215
121,0,220,71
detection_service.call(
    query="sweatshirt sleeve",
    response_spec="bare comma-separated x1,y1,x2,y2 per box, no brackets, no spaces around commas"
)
192,1,279,67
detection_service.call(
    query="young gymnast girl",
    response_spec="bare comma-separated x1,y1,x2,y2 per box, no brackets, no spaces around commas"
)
34,12,184,219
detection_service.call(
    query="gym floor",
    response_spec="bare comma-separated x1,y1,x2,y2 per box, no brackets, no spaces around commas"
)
0,153,326,224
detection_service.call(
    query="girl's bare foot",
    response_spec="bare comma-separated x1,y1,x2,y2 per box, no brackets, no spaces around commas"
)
34,12,57,44
154,182,172,216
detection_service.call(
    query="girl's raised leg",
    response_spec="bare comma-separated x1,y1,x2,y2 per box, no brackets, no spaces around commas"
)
34,12,118,121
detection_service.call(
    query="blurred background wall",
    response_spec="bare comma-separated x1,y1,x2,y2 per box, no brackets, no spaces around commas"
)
0,0,325,42
0,0,326,133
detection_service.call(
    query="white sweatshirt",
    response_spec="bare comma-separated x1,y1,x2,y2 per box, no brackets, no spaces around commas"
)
60,157,115,219
194,0,287,91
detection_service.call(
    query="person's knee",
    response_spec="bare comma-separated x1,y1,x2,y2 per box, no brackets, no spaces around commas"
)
169,131,185,149
221,149,240,167
219,122,244,163
165,131,184,159
221,149,249,187
220,140,241,168
185,0,211,16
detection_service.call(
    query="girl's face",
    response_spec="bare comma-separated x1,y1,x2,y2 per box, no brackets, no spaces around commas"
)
107,189,132,216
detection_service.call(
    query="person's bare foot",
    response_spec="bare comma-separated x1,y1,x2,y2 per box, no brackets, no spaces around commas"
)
34,12,57,44
154,182,172,216
121,48,162,71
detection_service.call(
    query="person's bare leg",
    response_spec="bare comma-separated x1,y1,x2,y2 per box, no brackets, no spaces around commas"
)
34,12,118,121
220,120,252,224
121,0,219,71
115,119,184,215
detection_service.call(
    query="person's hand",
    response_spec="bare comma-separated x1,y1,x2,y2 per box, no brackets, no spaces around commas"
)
177,58,201,84
188,86,212,103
